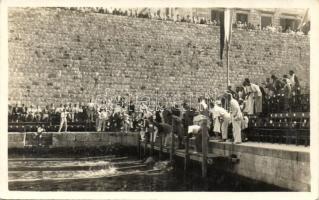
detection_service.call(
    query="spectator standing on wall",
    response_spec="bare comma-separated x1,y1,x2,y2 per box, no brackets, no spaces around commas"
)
49,103,56,125
11,104,18,122
78,103,84,123
282,78,292,112
71,103,77,122
87,99,95,123
27,105,35,122
66,103,73,122
58,108,69,132
264,77,275,97
199,17,207,24
17,103,25,122
42,105,49,122
21,104,28,122
186,15,192,23
36,124,46,146
289,70,301,95
35,105,42,122
271,75,284,94
97,107,108,132
95,101,102,131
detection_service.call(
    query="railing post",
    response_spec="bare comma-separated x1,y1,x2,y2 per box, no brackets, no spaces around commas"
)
159,133,163,160
150,129,154,156
184,135,190,171
144,136,147,158
137,134,141,160
170,118,175,162
201,118,208,178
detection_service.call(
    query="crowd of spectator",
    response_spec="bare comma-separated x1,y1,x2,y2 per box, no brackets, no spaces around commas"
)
234,70,306,116
61,7,310,35
8,69,308,149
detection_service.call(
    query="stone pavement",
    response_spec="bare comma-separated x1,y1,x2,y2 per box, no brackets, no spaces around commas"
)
209,139,310,152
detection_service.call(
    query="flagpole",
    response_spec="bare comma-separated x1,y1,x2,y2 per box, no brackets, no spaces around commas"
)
226,44,229,88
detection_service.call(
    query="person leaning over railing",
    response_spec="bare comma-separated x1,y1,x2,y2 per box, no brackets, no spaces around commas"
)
243,78,263,116
210,100,231,142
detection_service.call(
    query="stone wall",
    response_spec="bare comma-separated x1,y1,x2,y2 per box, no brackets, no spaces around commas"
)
8,132,139,149
8,8,310,106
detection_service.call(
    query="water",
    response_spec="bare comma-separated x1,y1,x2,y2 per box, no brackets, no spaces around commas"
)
8,154,288,191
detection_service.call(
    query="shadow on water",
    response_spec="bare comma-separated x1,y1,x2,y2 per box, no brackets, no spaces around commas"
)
8,146,289,192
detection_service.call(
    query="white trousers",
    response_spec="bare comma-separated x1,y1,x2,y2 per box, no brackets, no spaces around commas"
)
58,118,67,132
213,118,221,133
150,131,157,143
232,117,242,143
221,117,231,140
97,119,106,132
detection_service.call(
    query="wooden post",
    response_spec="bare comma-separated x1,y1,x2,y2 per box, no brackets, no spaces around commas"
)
144,136,147,158
137,135,141,160
184,135,190,171
159,133,163,160
201,119,208,178
170,118,175,162
150,129,154,156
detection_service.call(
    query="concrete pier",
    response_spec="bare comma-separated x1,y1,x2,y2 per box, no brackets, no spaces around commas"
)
8,132,139,149
8,132,310,191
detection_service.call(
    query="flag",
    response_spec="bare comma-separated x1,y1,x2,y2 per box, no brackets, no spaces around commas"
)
298,9,310,31
224,9,233,47
298,9,309,29
220,9,233,60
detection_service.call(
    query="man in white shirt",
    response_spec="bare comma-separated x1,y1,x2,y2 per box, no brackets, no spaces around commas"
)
87,99,95,123
187,124,201,153
27,105,36,122
97,108,109,132
55,104,63,114
71,104,78,122
227,93,243,144
243,78,263,115
58,108,69,132
210,100,231,142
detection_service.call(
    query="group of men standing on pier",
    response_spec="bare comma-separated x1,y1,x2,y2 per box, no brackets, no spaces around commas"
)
141,91,246,153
